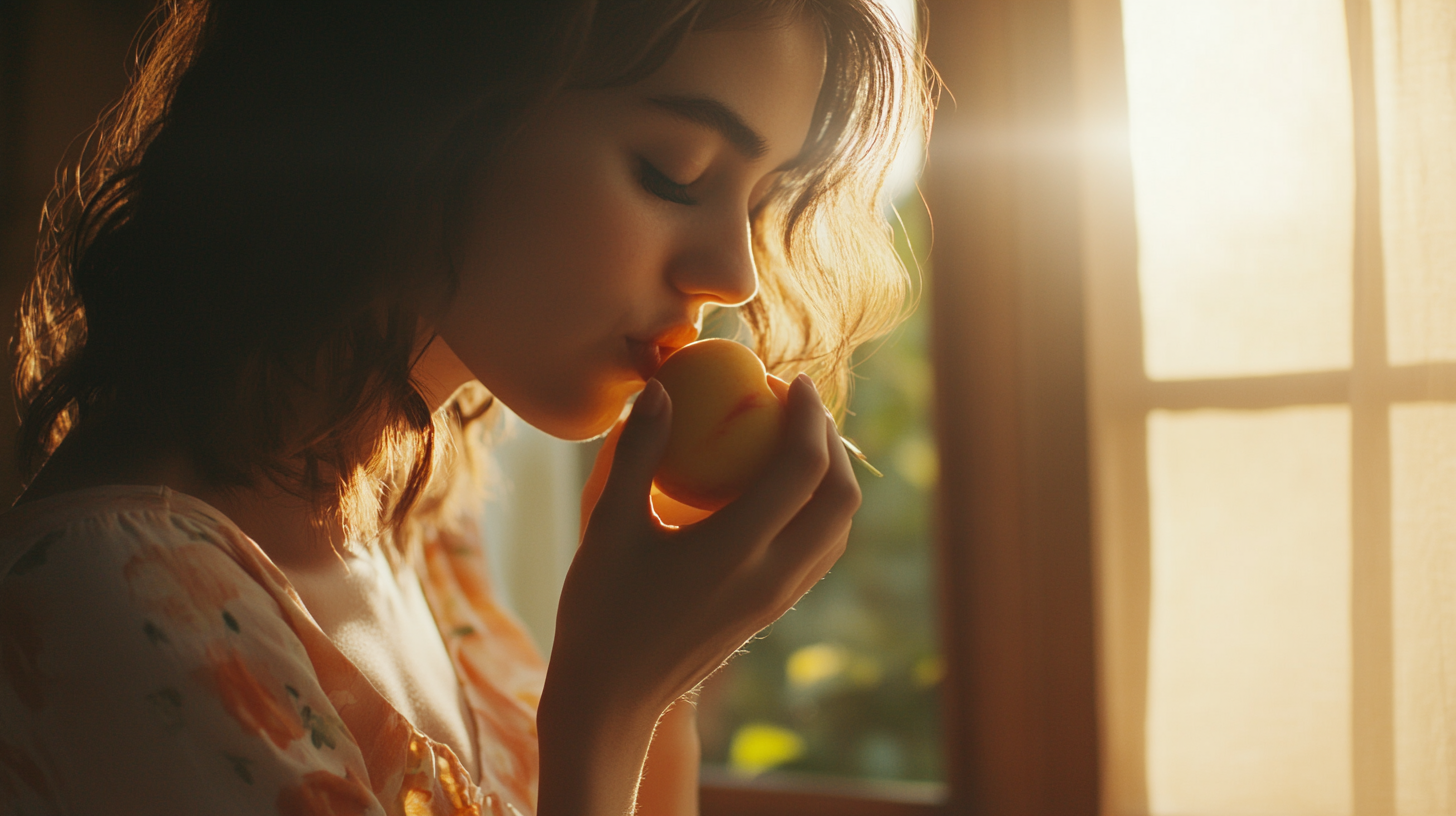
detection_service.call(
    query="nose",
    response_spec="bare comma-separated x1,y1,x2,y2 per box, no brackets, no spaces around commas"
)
666,210,759,308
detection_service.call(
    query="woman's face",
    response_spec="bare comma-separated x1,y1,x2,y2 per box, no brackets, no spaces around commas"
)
434,18,827,440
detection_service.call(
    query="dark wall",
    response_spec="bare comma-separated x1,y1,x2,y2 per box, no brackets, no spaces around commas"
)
0,0,153,501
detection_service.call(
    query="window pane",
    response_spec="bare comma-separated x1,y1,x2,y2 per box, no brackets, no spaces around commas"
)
1146,407,1352,815
1123,0,1354,380
697,201,942,784
1374,0,1456,365
1390,403,1456,813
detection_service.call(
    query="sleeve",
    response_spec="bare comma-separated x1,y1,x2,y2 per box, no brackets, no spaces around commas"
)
0,510,386,816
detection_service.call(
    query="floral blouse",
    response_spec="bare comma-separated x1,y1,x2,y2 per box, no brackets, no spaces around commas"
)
0,486,546,816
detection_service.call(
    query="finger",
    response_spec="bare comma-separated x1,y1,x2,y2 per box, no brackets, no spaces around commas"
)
707,374,831,547
591,381,671,530
767,374,791,403
650,485,714,527
769,410,862,572
751,525,849,637
580,420,626,538
769,373,836,425
765,419,857,614
784,523,851,610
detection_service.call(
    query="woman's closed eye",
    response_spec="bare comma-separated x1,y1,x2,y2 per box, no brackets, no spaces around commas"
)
639,159,698,206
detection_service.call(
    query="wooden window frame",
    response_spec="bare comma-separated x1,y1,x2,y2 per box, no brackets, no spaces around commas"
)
702,1,1102,813
1079,0,1456,810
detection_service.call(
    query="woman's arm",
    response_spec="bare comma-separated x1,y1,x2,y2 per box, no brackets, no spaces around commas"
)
576,421,706,816
536,691,699,816
542,376,857,815
636,700,701,816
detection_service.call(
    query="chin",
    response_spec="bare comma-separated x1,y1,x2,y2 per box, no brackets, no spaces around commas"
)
516,389,632,442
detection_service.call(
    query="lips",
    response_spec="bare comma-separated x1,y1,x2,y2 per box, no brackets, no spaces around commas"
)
627,339,666,380
627,324,699,380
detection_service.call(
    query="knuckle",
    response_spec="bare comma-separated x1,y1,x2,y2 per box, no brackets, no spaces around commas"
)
820,469,862,513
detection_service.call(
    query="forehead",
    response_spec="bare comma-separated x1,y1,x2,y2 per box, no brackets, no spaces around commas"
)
628,20,828,163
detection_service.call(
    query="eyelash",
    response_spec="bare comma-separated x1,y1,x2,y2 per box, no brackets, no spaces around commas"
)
638,159,698,206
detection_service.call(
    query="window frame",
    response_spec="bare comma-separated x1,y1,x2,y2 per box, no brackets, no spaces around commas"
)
703,0,1103,812
1079,0,1456,810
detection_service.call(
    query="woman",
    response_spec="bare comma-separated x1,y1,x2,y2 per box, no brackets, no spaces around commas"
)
0,0,929,813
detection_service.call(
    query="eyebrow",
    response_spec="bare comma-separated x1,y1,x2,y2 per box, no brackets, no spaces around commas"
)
647,94,769,160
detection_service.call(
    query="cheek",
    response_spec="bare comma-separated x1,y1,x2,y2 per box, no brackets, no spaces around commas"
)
440,147,668,438
461,148,650,317
498,158,664,297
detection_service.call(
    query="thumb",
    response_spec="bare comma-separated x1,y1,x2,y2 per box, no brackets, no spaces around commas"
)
580,420,625,539
592,380,672,529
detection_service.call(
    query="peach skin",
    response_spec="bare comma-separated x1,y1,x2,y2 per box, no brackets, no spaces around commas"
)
650,340,786,512
582,421,717,532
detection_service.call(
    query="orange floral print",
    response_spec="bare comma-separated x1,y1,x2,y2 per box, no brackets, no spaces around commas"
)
402,788,434,816
418,526,544,813
397,736,436,815
276,769,375,816
123,539,240,631
433,752,481,816
0,487,545,815
199,645,304,750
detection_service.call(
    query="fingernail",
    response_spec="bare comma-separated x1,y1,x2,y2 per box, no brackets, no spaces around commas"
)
636,380,666,418
795,373,816,392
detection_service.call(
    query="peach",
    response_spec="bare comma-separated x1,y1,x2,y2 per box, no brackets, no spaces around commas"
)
652,339,786,511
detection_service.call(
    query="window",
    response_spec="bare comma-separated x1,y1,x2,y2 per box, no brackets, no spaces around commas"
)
1082,1,1456,814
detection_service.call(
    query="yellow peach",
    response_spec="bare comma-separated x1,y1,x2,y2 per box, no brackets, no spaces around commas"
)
652,339,786,511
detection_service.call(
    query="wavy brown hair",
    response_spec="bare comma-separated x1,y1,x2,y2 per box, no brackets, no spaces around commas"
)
15,0,932,553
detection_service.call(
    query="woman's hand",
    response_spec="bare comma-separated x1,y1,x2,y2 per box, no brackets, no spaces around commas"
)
579,375,795,531
537,374,859,816
560,373,856,713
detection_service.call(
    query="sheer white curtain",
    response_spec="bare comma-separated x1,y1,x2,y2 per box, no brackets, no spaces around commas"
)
480,409,584,656
1074,0,1456,813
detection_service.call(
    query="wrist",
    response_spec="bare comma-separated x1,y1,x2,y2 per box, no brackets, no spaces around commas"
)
637,699,701,816
536,670,662,816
